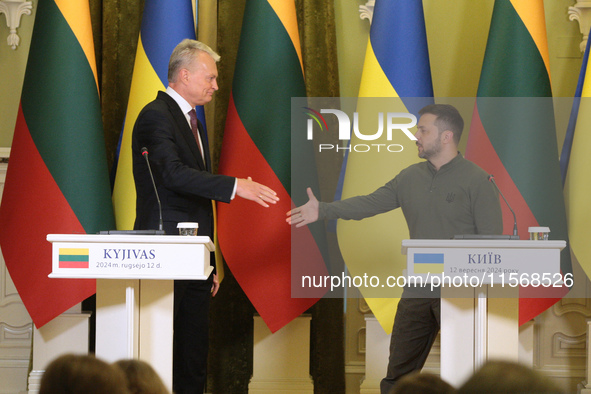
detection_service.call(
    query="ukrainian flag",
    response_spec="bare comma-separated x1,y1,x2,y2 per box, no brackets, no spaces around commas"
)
337,0,433,334
413,254,445,275
112,0,197,231
561,27,591,286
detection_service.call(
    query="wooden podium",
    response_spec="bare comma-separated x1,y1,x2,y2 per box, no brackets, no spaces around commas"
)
402,239,566,387
47,234,214,391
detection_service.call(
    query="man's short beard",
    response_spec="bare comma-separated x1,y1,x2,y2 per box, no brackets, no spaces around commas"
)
418,139,442,159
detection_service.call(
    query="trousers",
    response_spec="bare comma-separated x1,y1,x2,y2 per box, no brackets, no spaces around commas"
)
173,277,212,393
380,295,441,394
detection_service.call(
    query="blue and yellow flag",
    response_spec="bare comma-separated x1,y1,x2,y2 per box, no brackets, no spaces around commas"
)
337,0,433,333
561,28,591,283
112,0,198,230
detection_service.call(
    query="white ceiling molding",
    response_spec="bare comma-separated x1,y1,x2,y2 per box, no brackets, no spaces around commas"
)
0,0,33,50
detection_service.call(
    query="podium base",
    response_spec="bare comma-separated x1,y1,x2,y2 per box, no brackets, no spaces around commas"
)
249,315,313,393
28,311,91,394
248,379,314,393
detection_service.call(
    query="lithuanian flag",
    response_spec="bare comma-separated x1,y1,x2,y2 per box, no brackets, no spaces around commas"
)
0,0,115,328
217,0,328,333
466,0,571,324
59,249,90,269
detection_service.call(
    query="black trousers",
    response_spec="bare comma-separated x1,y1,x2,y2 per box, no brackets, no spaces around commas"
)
173,277,212,394
380,295,441,394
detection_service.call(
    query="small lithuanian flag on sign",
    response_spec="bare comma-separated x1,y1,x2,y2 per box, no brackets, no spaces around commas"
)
58,248,90,269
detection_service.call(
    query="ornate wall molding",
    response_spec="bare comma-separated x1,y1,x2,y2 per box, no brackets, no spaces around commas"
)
569,1,591,52
0,0,33,50
553,331,587,358
554,297,591,317
0,322,32,348
360,2,587,55
359,0,374,25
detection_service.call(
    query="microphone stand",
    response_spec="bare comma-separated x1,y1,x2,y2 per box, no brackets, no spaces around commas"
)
142,147,164,233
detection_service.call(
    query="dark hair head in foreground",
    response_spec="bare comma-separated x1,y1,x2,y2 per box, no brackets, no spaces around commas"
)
458,360,563,394
40,353,130,394
389,372,455,394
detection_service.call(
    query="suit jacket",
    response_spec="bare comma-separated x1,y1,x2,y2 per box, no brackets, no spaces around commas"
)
132,91,235,269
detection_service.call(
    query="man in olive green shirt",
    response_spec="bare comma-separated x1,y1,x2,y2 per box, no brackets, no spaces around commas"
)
287,104,503,393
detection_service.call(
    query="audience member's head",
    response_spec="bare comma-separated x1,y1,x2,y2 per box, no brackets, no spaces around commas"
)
389,372,455,394
114,359,170,394
458,360,563,393
39,353,130,394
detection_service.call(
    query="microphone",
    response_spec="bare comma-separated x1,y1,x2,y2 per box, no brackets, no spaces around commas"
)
488,174,518,238
142,147,164,234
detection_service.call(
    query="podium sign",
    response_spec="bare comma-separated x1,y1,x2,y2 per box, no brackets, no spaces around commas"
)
47,234,213,280
403,239,564,285
47,233,215,391
401,239,566,387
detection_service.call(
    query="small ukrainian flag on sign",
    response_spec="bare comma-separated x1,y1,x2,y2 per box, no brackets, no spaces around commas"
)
413,253,444,274
58,248,90,269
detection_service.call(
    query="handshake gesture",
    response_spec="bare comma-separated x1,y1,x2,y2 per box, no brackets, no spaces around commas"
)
286,188,319,228
236,176,279,207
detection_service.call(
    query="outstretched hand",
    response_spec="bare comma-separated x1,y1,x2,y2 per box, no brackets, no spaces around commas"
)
286,187,319,228
236,177,279,207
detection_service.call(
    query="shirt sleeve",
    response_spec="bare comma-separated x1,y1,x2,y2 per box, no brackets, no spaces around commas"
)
318,178,400,221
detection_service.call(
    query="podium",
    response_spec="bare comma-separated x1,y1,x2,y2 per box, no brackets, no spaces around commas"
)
47,234,214,391
402,239,566,387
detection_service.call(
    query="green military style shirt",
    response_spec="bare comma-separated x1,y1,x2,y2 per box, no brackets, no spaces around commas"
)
319,153,503,239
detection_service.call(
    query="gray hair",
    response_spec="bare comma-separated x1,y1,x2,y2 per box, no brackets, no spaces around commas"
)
168,39,220,83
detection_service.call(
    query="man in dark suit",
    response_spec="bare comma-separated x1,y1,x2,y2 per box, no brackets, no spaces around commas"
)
132,39,279,393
